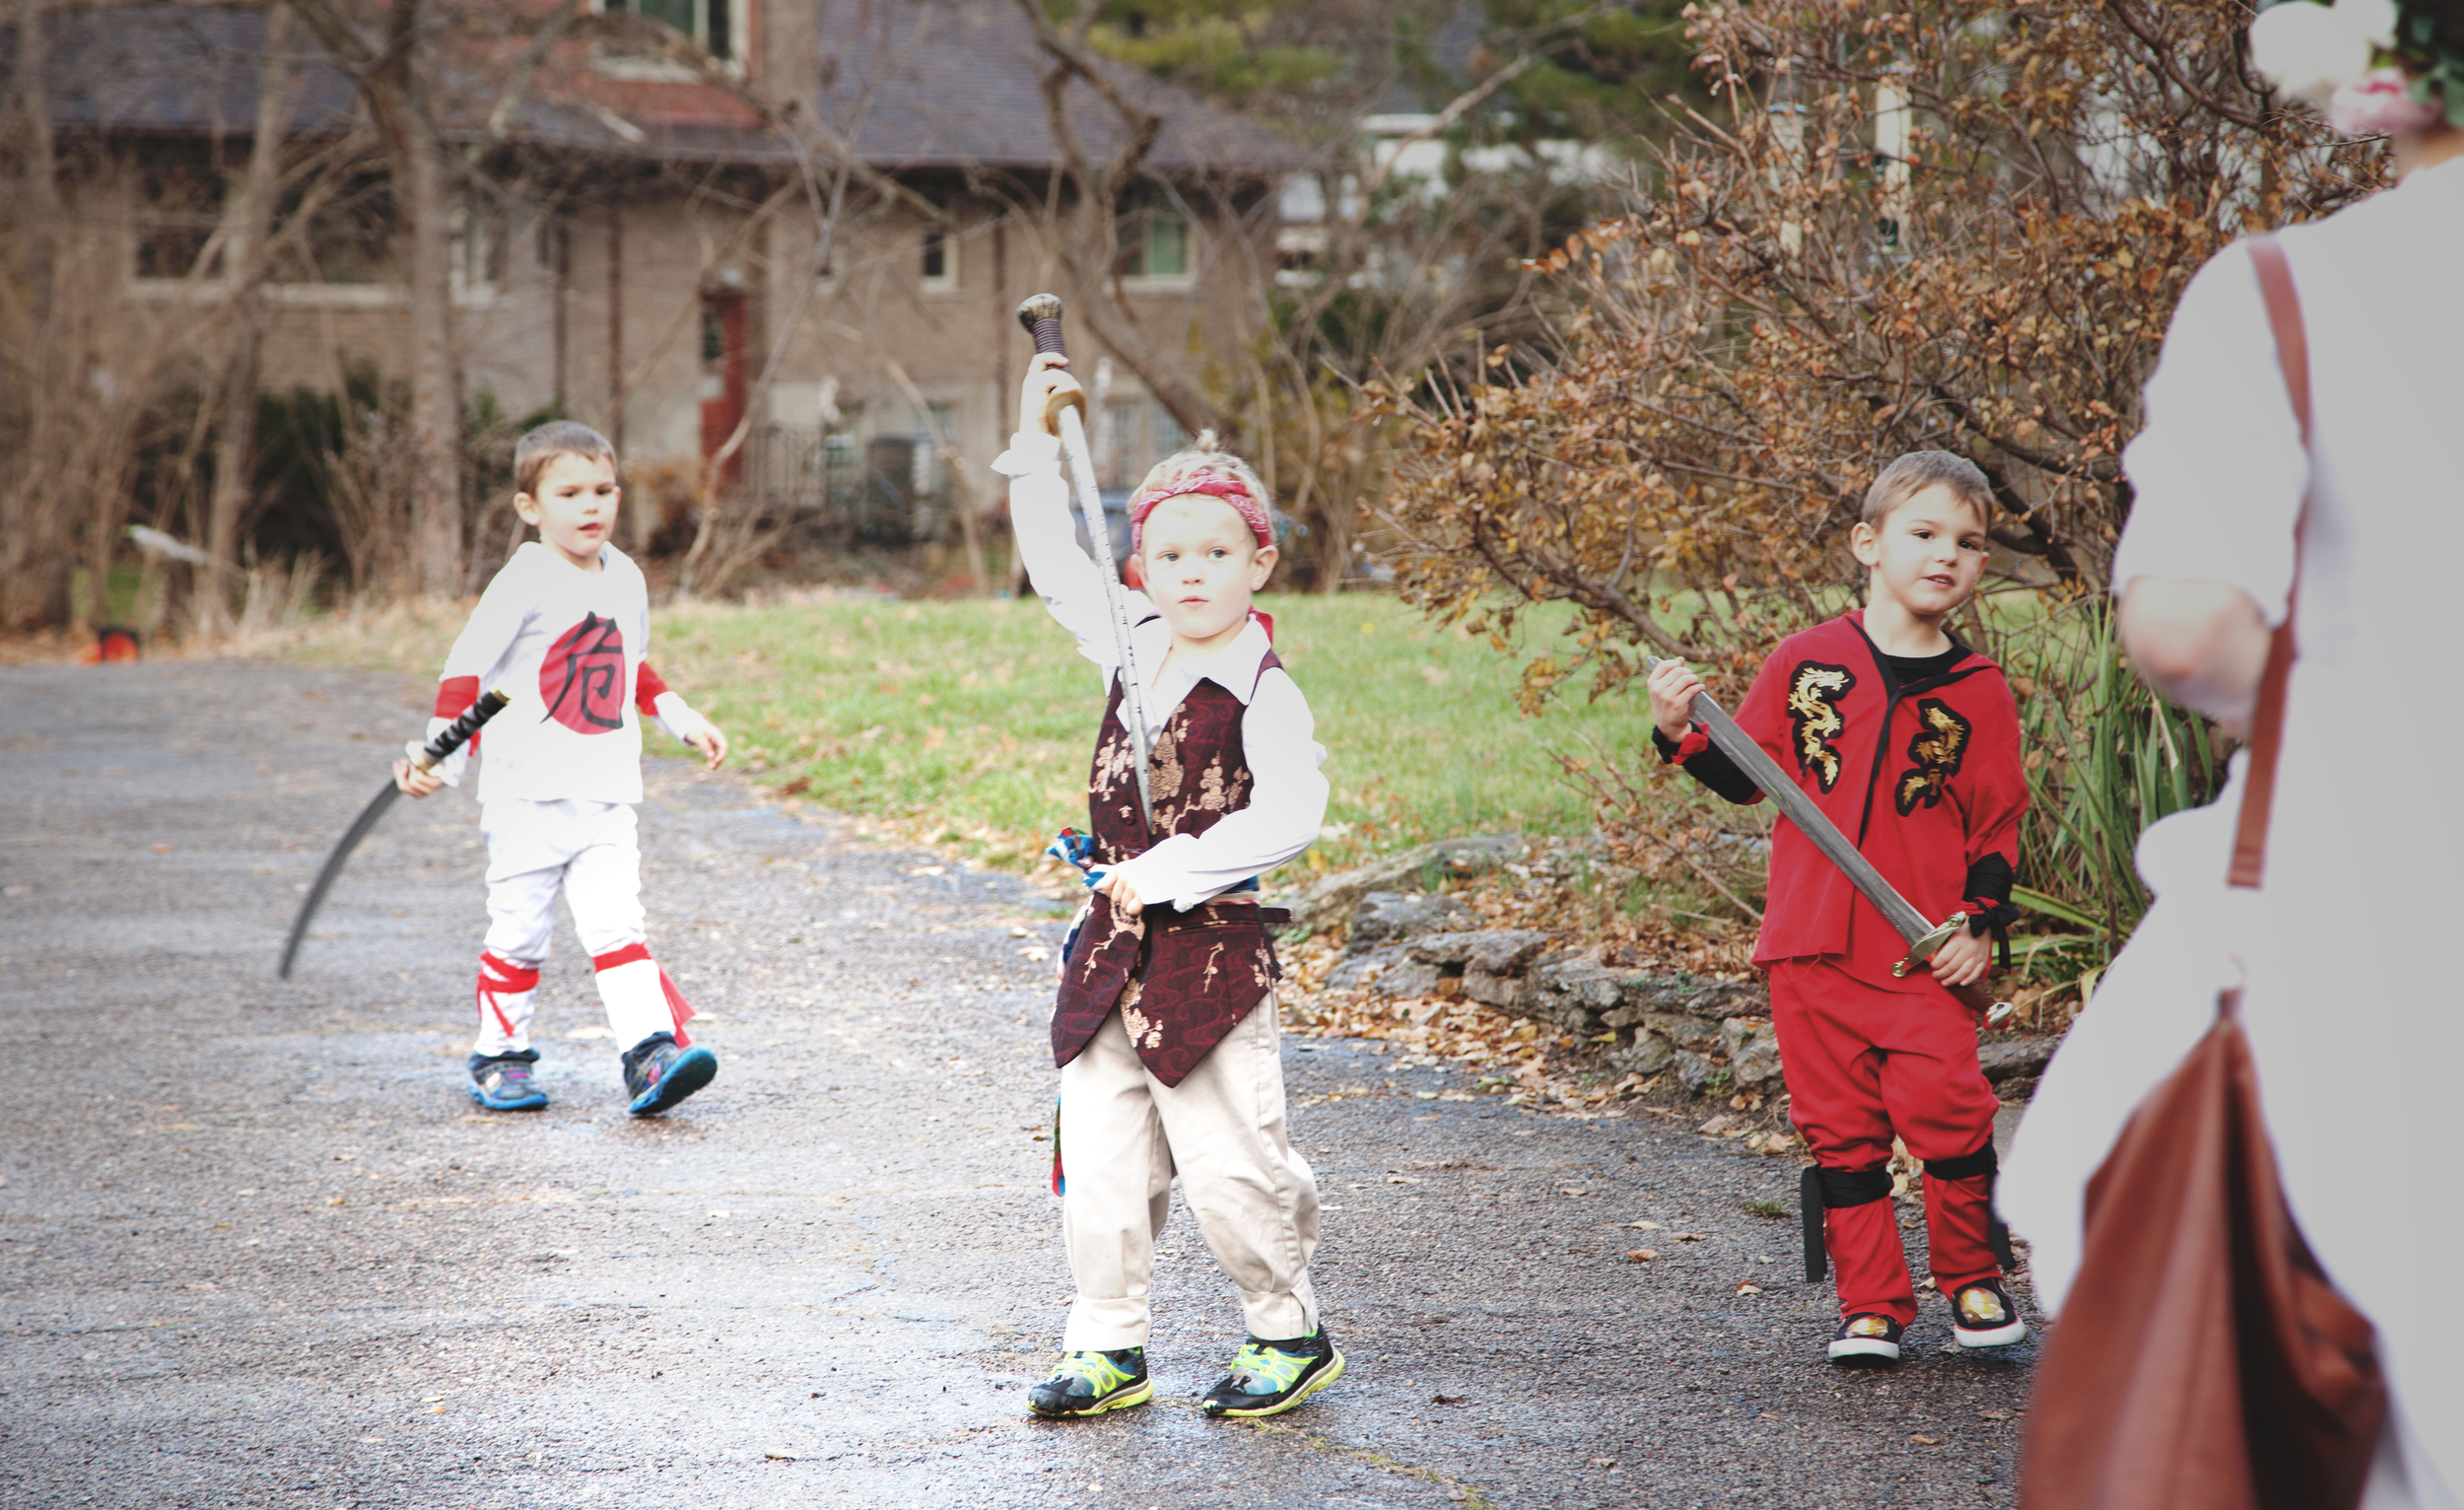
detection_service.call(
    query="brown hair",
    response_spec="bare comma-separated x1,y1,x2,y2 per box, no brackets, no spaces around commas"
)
513,420,617,498
1861,450,1993,532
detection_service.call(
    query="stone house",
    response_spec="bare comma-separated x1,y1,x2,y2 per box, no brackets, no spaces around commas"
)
34,0,1300,560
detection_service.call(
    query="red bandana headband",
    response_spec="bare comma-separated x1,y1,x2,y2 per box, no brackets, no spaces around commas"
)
1128,472,1271,556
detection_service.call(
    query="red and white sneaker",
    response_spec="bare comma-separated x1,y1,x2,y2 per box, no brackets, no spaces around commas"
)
1951,1278,2028,1348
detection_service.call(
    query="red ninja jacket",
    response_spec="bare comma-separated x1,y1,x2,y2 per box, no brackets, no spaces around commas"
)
1658,610,2027,989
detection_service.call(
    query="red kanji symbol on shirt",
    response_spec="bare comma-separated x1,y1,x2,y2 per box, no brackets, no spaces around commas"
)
539,613,627,733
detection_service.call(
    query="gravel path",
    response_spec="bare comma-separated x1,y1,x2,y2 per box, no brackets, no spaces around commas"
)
1,662,2038,1508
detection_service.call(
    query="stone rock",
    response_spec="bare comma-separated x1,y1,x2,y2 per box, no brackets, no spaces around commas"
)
1280,833,1527,935
1603,1011,1720,1051
1346,890,1478,950
1371,960,1444,998
1674,1050,1724,1096
1529,958,1627,1014
1462,968,1526,1012
1407,928,1551,976
1323,945,1406,992
1978,1037,2057,1083
1722,1016,1783,1092
1607,1030,1676,1077
1617,974,1768,1020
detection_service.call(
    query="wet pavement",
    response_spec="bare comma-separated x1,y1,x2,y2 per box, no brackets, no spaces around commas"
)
1,662,2037,1508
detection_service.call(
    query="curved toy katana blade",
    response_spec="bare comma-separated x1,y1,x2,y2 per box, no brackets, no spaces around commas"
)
278,688,510,979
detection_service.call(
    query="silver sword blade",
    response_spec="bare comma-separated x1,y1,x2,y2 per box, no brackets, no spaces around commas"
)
277,779,401,979
1647,654,1935,944
1056,403,1155,826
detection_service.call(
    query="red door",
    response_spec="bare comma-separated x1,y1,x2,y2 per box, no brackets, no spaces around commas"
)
699,288,748,486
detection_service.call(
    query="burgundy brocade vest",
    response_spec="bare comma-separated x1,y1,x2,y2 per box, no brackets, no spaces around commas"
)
1052,653,1288,1086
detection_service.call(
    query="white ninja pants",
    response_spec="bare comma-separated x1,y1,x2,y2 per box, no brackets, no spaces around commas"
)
470,798,684,1057
1058,996,1321,1351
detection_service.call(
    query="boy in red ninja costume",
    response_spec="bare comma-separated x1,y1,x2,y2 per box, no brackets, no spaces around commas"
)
1648,451,2028,1365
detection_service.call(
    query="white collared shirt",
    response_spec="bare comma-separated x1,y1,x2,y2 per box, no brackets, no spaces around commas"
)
994,430,1330,912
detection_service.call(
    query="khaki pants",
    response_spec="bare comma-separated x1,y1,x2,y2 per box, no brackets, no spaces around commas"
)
1059,995,1321,1351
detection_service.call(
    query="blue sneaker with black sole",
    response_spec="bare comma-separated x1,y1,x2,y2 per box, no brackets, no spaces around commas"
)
621,1031,717,1116
468,1050,549,1112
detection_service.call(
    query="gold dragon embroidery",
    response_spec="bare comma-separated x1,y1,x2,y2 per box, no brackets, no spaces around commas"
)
1785,662,1857,792
1894,697,1971,814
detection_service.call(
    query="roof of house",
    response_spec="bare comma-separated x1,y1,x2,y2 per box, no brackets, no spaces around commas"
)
815,2,1305,174
21,2,1303,177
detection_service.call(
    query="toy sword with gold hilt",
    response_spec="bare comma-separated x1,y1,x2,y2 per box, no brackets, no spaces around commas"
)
277,687,512,979
1648,654,2015,1025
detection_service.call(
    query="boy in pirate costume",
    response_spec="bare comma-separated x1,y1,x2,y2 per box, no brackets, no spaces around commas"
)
1648,451,2029,1365
393,421,730,1118
994,354,1339,1420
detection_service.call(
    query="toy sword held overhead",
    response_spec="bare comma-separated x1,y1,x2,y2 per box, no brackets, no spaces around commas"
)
1650,655,2013,1023
1016,293,1155,827
277,688,511,979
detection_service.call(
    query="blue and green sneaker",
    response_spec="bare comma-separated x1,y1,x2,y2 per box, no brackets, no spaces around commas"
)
1026,1347,1152,1418
621,1032,717,1117
1199,1328,1344,1418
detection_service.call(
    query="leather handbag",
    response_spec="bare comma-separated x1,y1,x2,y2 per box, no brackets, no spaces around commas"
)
2018,237,2387,1510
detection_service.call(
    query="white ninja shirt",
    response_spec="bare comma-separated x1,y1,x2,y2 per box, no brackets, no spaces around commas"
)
424,541,705,805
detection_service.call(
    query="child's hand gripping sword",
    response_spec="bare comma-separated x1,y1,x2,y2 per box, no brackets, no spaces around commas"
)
1017,294,1154,827
277,688,512,979
1650,655,2015,1025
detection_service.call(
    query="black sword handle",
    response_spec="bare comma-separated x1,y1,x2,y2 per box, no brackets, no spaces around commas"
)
1016,292,1067,357
1015,295,1088,425
410,688,511,770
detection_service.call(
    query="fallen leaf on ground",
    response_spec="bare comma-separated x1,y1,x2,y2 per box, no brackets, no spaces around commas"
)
1736,1282,1763,1295
1431,1392,1465,1405
1978,1408,2014,1421
1624,1249,1658,1262
1911,1435,1942,1446
1625,1219,1665,1231
1673,1231,1706,1242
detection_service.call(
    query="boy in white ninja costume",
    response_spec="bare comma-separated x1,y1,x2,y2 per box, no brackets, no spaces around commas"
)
394,421,730,1116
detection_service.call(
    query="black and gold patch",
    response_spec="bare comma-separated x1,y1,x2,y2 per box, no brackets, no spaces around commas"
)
1894,698,1971,814
1785,662,1857,792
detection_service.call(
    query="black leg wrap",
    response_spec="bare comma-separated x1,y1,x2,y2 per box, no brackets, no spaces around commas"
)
1801,1165,1825,1282
1923,1140,2019,1271
1922,1141,1997,1183
1802,1164,1893,1282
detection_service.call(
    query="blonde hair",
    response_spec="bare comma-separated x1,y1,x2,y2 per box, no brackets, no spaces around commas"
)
513,420,617,498
1133,430,1269,515
1862,450,1993,532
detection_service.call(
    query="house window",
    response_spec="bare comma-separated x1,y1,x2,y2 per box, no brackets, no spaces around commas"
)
920,228,955,291
451,196,509,297
134,161,227,281
1117,208,1190,282
601,0,737,62
271,174,396,287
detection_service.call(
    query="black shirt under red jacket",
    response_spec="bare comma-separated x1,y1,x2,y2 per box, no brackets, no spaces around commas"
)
1655,610,2027,990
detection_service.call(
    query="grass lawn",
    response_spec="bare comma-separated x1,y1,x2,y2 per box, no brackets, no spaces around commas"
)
302,592,1662,874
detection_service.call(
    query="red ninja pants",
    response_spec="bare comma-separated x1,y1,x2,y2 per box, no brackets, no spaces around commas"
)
1767,957,2004,1325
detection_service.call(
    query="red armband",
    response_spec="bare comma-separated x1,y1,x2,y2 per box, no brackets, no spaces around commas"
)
1676,726,1711,761
635,663,671,717
433,675,480,721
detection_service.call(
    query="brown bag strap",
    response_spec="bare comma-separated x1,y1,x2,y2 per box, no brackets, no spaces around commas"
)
2229,238,2310,891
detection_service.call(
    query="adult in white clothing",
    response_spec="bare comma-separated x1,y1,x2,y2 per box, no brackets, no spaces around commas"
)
2000,8,2464,1504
